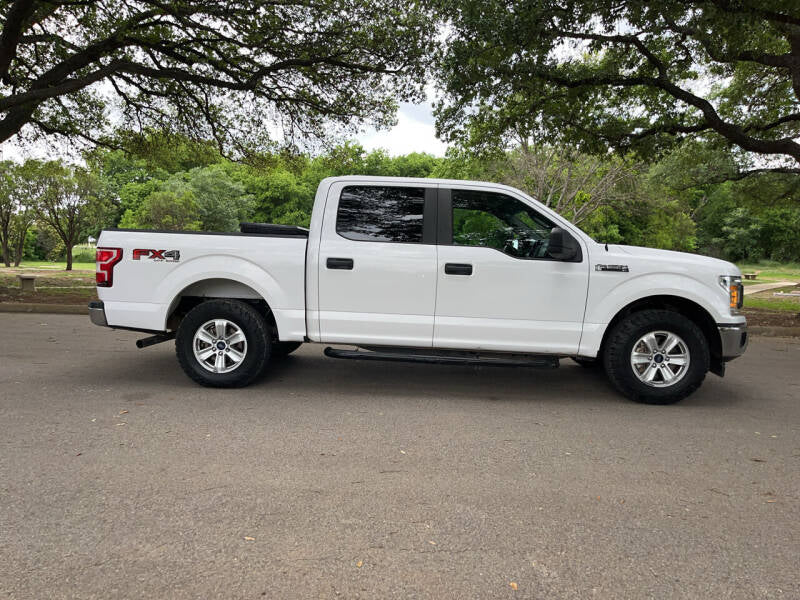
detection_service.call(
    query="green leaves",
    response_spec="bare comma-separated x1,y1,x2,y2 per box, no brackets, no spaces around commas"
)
0,0,435,152
435,0,800,174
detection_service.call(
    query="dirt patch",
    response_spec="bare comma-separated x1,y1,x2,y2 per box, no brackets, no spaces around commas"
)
0,288,97,305
742,307,800,328
0,273,95,288
0,269,98,305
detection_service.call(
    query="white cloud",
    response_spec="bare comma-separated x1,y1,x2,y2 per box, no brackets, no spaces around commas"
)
356,101,448,157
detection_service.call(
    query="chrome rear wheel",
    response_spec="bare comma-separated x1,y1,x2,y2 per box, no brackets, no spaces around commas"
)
193,319,248,373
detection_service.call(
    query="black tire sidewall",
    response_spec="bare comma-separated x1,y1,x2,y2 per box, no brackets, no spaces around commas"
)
604,310,709,404
176,300,270,388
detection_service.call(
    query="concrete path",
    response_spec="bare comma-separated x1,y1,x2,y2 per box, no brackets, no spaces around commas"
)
743,280,796,295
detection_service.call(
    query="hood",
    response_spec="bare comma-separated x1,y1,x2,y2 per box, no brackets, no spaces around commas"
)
609,245,740,276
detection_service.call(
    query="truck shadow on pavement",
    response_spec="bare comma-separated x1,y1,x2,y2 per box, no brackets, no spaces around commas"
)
94,345,747,409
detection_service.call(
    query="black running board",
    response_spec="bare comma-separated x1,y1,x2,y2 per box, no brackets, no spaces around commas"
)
323,347,559,368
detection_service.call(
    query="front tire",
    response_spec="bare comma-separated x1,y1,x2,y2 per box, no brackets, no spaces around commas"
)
603,309,709,404
176,299,270,388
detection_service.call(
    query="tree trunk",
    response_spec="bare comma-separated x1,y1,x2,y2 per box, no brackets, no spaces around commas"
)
1,236,10,267
65,244,73,271
13,226,26,267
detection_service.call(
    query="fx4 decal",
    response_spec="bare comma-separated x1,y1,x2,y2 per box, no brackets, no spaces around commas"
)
132,249,180,262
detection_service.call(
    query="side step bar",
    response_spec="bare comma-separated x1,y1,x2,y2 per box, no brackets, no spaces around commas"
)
136,331,176,348
323,347,559,368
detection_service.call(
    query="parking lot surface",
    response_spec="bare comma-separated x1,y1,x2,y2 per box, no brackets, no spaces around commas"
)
1,313,798,599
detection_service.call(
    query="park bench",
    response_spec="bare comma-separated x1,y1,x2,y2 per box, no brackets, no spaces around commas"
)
17,274,36,292
743,273,757,280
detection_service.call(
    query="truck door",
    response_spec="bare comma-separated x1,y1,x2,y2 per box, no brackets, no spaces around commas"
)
317,181,438,346
433,186,589,354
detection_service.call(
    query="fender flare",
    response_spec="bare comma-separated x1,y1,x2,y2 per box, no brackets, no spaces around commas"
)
579,273,727,358
156,254,287,330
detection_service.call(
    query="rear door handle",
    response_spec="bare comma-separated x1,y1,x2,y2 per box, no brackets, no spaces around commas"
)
444,263,473,276
326,257,354,270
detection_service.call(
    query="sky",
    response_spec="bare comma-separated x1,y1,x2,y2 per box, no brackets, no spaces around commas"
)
356,100,448,157
0,95,448,162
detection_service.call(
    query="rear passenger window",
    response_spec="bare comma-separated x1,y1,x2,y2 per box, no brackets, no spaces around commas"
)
337,185,425,243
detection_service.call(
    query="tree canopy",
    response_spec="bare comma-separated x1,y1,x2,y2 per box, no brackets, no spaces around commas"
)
0,0,434,151
435,0,800,176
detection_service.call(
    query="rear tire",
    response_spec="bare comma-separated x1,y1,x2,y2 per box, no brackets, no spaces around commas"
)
176,299,270,388
603,309,709,404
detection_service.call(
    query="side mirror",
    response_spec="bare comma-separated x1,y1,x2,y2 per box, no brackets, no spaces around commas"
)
547,227,581,261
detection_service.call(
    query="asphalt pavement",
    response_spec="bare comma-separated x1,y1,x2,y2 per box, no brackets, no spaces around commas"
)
1,314,798,599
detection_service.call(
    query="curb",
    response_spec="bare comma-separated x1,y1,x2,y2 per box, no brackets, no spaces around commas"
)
748,325,800,338
0,303,87,315
1,303,799,338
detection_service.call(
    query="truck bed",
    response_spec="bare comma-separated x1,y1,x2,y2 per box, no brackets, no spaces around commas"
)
96,227,308,337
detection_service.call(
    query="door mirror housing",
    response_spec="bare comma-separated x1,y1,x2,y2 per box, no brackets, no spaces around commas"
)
547,227,581,261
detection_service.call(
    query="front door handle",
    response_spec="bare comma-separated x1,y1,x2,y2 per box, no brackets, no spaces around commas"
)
444,263,473,276
326,257,354,270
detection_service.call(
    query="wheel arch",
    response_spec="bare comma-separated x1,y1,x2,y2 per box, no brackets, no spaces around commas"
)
597,295,722,369
165,277,280,339
152,253,298,337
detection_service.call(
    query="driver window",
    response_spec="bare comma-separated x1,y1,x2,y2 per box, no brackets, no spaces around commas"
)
451,189,556,259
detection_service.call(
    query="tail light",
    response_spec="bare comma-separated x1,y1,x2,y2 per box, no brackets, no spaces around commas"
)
96,247,122,287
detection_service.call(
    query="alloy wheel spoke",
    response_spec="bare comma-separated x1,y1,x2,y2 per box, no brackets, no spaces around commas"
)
214,352,226,372
197,329,215,344
214,320,228,340
226,330,245,345
631,352,651,364
661,333,679,354
642,332,659,354
197,347,216,361
226,348,245,363
642,364,659,382
669,355,688,366
660,365,677,383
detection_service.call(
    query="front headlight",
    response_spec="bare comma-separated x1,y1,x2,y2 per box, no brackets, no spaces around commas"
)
719,275,743,314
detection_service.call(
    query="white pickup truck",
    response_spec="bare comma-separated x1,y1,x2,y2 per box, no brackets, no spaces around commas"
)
89,176,747,404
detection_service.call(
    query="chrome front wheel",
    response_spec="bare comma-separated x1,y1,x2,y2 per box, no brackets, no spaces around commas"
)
192,318,248,374
629,330,690,388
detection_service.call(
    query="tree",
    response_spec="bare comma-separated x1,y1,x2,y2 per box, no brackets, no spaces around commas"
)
488,147,636,225
0,159,37,266
119,189,201,231
436,1,800,177
0,161,14,265
163,165,253,231
9,209,35,266
30,162,109,270
118,164,253,231
0,0,433,151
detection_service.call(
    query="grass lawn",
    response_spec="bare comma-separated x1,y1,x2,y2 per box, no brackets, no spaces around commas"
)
11,260,95,271
736,262,800,322
0,267,97,305
738,261,800,284
744,285,800,311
